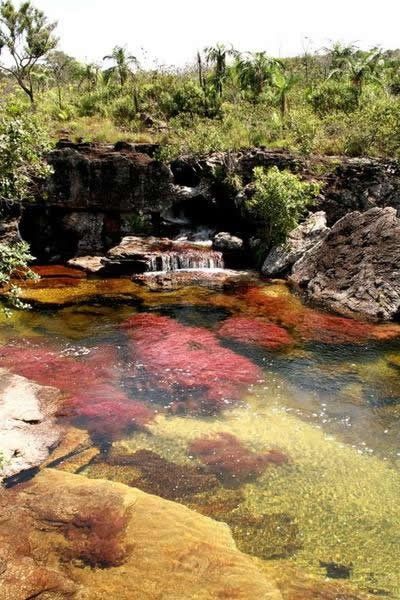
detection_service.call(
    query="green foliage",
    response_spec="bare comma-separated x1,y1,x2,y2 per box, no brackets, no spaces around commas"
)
309,80,359,115
0,112,51,204
0,241,37,312
0,0,58,103
247,166,320,247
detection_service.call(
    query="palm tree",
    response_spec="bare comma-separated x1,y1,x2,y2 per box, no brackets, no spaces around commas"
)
272,70,297,119
326,42,358,71
328,48,383,104
235,52,283,101
103,46,138,87
78,63,100,92
204,43,235,96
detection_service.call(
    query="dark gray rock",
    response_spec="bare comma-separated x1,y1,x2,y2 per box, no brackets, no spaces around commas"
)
262,212,329,277
291,207,400,321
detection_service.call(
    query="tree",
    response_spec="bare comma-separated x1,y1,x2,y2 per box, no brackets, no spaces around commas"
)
328,47,384,104
272,70,297,119
0,0,58,103
103,45,138,87
46,50,78,109
235,52,283,101
77,62,100,92
246,166,320,247
204,43,235,96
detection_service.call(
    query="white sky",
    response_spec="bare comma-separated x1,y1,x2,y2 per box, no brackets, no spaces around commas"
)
33,0,400,68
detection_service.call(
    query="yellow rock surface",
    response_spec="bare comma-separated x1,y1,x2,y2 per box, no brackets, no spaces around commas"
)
1,468,282,600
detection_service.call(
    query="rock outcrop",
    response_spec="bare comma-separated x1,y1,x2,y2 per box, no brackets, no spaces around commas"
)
0,468,282,599
262,212,329,277
19,142,174,262
0,370,63,481
291,207,400,321
14,143,400,265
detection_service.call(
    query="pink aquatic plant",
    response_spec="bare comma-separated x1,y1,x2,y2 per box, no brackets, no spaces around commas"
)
189,432,288,483
122,313,262,413
218,316,294,350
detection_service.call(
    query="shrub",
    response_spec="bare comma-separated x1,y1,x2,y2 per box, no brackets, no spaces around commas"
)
0,112,52,204
309,80,358,115
0,241,37,311
247,166,320,247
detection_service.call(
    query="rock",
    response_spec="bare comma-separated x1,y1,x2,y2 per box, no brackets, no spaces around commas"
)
213,231,244,251
103,236,224,275
0,468,282,599
132,268,257,290
291,207,400,321
0,370,63,481
67,255,106,274
62,212,105,255
262,212,329,277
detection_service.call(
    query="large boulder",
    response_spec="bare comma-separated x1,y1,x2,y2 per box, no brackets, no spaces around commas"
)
0,370,63,481
291,207,400,321
262,212,329,277
0,468,282,599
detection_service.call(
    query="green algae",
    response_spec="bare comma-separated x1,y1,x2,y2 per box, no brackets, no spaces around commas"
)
115,397,400,597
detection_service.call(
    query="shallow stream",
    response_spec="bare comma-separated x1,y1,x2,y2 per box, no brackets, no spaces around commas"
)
1,279,400,598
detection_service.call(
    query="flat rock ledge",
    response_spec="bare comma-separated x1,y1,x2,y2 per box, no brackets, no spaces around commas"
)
0,370,63,481
0,468,282,599
132,268,258,290
291,207,400,321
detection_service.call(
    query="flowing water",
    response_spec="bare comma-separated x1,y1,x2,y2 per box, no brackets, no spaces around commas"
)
1,279,400,598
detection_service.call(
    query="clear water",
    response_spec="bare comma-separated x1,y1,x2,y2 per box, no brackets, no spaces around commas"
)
1,280,400,598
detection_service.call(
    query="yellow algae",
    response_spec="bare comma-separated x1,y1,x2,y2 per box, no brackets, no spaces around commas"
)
117,400,400,597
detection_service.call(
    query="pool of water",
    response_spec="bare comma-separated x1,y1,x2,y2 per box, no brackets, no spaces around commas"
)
1,280,400,598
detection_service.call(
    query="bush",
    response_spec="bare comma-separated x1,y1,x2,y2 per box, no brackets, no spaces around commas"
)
0,112,51,204
309,80,358,115
247,166,320,247
111,96,137,126
0,241,37,312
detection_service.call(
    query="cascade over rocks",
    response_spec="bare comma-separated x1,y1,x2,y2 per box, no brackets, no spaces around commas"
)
103,235,224,274
291,207,400,321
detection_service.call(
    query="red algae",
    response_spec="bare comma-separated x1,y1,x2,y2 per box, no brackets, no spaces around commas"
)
188,432,288,484
32,265,87,279
243,285,400,345
122,314,262,413
0,344,153,439
218,316,294,350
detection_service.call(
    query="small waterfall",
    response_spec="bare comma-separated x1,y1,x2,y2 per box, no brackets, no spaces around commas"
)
147,250,224,272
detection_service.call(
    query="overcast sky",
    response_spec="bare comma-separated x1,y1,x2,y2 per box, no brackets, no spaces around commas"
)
33,0,400,68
